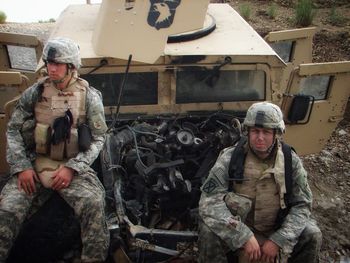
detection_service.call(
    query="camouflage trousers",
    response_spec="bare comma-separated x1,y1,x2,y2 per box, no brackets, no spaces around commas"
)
198,219,322,263
0,170,110,263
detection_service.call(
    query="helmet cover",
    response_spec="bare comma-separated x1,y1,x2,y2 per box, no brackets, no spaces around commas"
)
243,102,285,133
42,37,81,69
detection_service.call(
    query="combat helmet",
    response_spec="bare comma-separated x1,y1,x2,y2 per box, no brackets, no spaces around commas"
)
243,102,285,133
42,37,81,69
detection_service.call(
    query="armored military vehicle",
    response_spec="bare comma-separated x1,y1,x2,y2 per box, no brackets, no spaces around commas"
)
1,0,350,262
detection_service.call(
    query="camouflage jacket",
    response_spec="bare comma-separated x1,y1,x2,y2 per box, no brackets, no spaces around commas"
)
199,140,313,254
6,77,107,176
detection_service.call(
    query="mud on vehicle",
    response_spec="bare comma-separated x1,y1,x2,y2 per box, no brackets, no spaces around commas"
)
0,0,350,262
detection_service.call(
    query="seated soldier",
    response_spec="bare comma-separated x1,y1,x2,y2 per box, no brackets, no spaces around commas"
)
0,37,109,263
198,102,322,263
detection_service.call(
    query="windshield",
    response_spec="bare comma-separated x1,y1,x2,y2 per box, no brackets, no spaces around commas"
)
82,68,266,107
176,68,265,103
82,72,158,106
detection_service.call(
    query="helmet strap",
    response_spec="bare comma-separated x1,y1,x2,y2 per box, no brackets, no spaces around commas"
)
265,135,277,155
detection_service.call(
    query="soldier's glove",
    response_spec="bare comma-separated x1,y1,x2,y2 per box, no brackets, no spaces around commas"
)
224,192,252,221
51,109,73,145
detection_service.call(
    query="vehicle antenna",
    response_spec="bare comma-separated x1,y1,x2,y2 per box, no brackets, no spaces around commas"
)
108,54,133,131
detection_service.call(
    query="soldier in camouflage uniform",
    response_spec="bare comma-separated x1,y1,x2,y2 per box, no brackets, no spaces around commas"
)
0,37,109,263
198,102,322,263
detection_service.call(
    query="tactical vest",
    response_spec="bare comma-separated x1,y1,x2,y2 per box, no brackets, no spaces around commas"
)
232,146,286,233
34,76,88,187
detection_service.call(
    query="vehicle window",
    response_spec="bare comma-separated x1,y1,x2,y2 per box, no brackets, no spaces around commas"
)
7,45,38,71
82,72,158,106
299,75,331,100
269,41,294,63
176,69,265,103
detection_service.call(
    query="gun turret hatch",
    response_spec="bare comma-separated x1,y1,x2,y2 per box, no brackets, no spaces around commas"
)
92,0,210,63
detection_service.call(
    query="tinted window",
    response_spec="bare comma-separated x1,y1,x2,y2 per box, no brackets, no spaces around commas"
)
82,72,158,106
176,69,265,103
270,41,294,63
299,75,331,100
7,45,38,71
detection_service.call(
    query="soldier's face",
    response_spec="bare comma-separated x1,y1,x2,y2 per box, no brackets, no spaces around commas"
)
47,62,68,81
248,127,274,153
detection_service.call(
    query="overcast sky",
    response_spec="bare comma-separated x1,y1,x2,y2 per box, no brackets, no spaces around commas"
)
1,0,101,22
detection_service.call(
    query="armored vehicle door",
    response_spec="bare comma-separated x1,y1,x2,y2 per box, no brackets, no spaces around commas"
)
265,27,316,91
265,28,350,155
0,32,42,175
280,62,350,155
0,32,42,83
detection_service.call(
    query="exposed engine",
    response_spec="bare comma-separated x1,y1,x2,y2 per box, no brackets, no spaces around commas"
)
101,113,242,232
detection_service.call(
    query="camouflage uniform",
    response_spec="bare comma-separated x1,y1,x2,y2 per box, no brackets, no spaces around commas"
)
198,102,322,263
0,38,109,263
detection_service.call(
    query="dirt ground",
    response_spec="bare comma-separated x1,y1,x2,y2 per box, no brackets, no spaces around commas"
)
1,1,350,262
225,0,350,261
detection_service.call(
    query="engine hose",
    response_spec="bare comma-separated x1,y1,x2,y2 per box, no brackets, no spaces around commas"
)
216,120,232,131
127,126,147,168
128,125,165,140
140,136,157,150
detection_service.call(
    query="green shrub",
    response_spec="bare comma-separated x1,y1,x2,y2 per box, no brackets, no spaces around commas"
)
328,6,346,26
0,11,7,24
294,0,315,27
267,3,278,19
239,4,251,21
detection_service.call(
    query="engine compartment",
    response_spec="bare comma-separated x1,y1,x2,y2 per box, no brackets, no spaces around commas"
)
101,113,243,261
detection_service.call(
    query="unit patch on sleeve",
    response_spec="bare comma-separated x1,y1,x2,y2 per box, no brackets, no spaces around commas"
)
202,178,219,194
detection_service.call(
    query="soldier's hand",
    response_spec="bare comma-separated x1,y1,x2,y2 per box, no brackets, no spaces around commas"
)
243,235,261,261
261,240,279,263
17,169,39,195
51,166,74,190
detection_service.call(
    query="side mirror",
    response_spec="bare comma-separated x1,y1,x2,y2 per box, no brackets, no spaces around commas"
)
283,94,314,124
